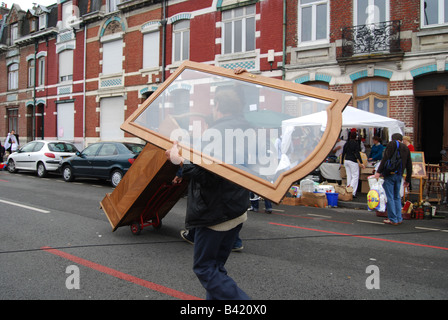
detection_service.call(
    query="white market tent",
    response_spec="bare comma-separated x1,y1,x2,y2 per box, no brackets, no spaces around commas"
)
281,106,405,140
275,106,405,172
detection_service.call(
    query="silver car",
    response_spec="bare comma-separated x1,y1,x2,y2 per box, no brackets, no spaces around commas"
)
7,140,79,177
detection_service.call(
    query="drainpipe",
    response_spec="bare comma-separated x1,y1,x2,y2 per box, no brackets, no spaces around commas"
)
33,40,38,140
161,0,167,82
282,0,286,80
83,23,86,147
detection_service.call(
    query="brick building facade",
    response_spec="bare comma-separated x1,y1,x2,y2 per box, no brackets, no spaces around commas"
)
1,0,447,163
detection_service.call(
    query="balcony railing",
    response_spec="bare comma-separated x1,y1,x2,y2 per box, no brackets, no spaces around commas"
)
341,20,401,58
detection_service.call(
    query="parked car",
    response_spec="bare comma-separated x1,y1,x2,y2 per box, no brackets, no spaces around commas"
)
59,141,145,187
7,140,79,177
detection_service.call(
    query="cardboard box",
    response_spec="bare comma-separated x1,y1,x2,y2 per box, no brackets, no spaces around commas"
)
301,192,328,208
282,197,302,206
328,183,353,201
361,180,370,193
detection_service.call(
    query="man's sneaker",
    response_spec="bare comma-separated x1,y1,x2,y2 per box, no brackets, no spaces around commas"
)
180,230,194,245
232,245,244,252
248,207,258,212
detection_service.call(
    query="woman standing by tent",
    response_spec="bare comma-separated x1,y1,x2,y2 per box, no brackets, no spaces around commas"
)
342,131,365,198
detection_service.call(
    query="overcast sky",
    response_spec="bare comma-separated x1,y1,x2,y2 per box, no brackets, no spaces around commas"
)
2,0,57,11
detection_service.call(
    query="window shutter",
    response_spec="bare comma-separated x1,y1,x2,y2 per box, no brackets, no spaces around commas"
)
102,40,123,75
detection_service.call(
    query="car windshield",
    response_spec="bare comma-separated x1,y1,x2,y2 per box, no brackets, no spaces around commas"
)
48,142,78,153
123,143,145,154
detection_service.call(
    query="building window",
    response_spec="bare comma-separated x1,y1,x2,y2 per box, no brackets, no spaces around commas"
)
299,0,329,44
7,108,19,132
422,0,448,26
38,57,45,86
59,50,73,82
300,81,330,114
10,23,18,45
354,78,389,117
102,39,123,75
355,0,389,26
28,59,35,88
39,14,47,30
143,31,160,69
30,18,37,32
108,0,120,13
8,63,19,90
222,5,256,54
61,0,73,30
172,20,190,62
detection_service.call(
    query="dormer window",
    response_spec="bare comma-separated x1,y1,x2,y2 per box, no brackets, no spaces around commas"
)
30,18,37,32
10,23,18,45
108,0,120,13
39,14,47,30
61,0,73,30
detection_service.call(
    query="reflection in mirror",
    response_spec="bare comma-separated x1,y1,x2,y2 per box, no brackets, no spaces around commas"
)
134,68,330,184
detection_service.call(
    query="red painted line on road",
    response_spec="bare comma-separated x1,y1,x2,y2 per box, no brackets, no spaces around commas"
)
273,212,352,224
0,179,9,182
269,222,448,251
41,246,202,300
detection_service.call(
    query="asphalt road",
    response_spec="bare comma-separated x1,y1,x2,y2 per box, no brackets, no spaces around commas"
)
1,169,447,305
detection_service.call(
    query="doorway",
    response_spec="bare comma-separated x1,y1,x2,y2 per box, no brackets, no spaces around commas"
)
419,96,445,164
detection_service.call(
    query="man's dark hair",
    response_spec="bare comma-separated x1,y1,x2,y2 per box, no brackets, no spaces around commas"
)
214,89,243,115
391,133,403,141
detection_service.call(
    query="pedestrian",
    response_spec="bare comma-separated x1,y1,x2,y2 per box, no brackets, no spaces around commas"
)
4,131,19,155
248,192,272,213
0,139,4,162
341,131,365,198
165,82,250,300
375,133,412,225
332,136,346,159
402,136,415,151
368,136,384,161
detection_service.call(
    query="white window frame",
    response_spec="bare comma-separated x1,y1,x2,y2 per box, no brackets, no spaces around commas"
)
221,5,256,54
8,63,19,91
30,18,37,32
108,0,120,13
39,14,47,30
172,19,190,63
298,0,330,46
102,38,123,75
28,59,35,88
59,49,73,82
61,0,73,30
38,57,45,86
143,30,160,70
354,0,390,26
10,23,18,45
421,0,448,27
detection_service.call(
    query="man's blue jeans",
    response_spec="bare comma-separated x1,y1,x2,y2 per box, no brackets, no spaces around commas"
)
383,173,403,223
193,224,250,300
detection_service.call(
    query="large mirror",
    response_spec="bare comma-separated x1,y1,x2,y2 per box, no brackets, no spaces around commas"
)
122,61,351,203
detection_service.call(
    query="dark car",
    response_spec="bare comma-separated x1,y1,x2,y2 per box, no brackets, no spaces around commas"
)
59,141,145,187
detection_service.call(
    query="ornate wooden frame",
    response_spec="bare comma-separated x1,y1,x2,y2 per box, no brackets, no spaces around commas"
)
121,61,351,203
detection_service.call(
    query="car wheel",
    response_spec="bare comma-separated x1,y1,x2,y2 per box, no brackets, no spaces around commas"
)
62,165,75,182
110,169,123,188
7,159,17,173
37,162,47,178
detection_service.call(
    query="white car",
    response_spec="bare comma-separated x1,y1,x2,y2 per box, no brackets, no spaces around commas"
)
7,140,79,177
